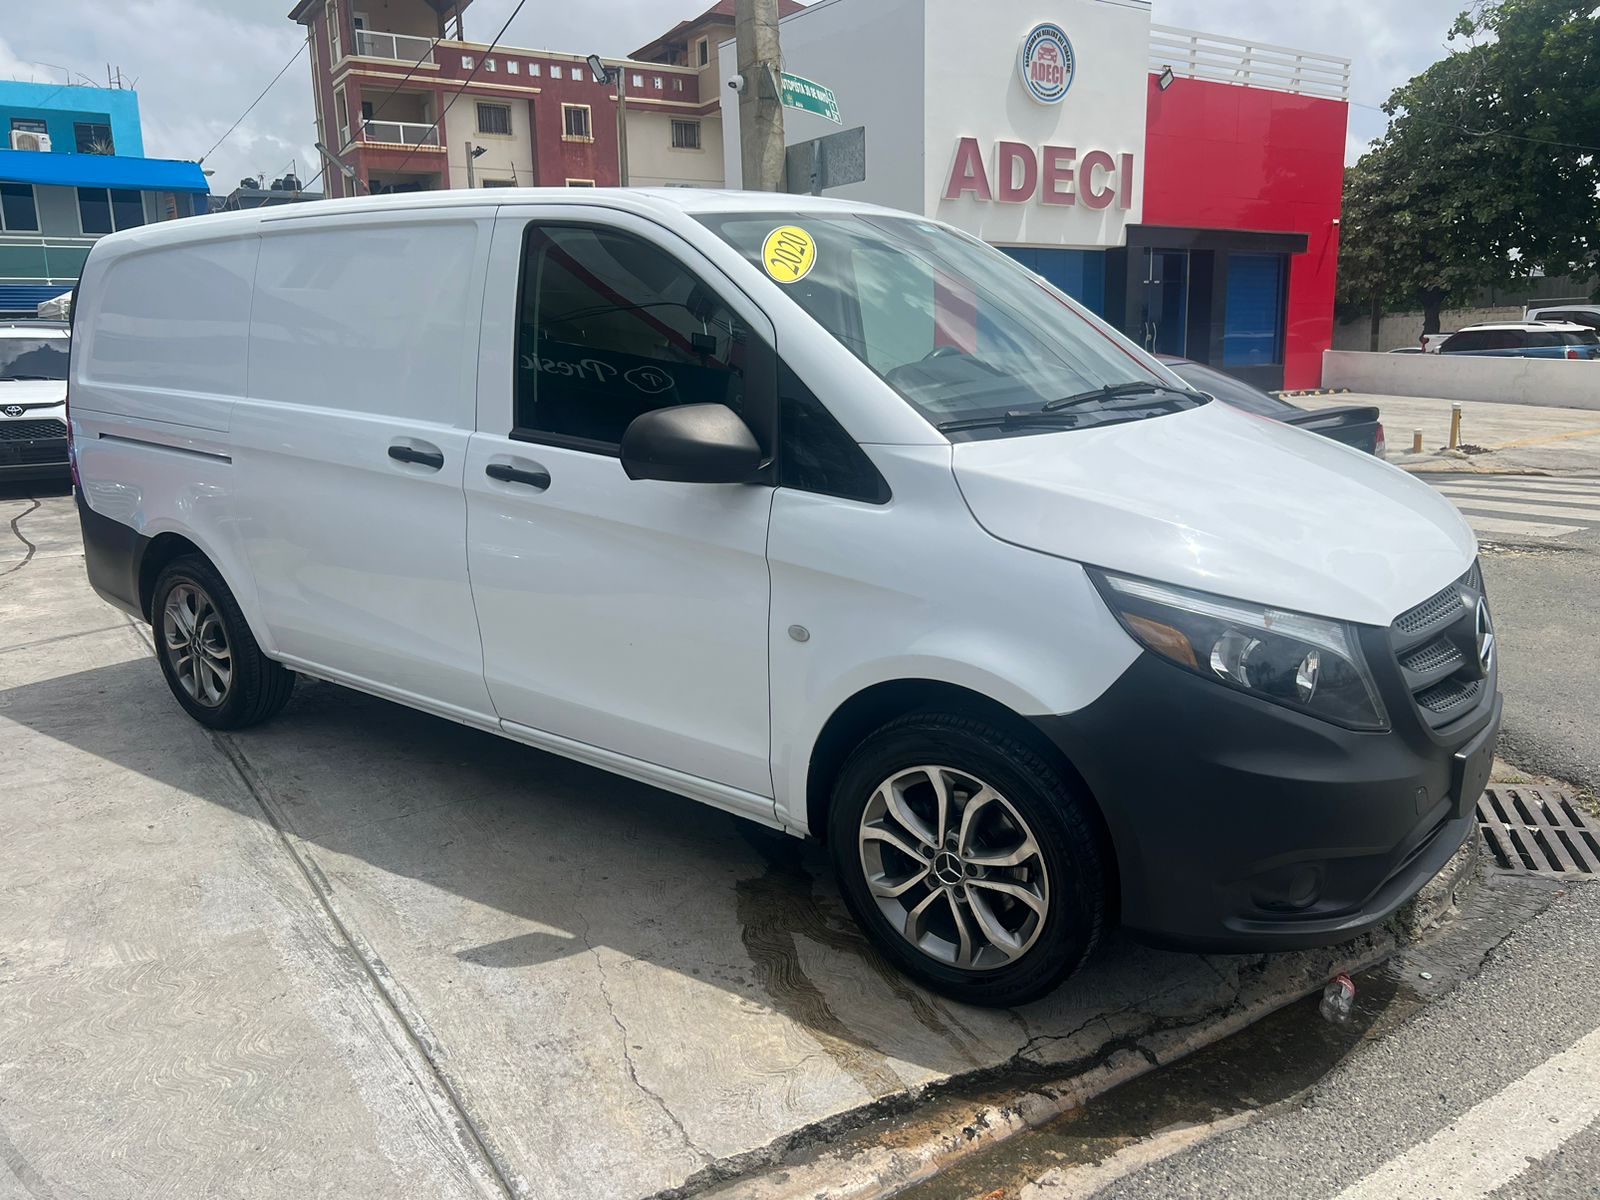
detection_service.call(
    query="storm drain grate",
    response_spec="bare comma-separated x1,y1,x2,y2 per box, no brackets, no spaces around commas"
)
1477,786,1600,879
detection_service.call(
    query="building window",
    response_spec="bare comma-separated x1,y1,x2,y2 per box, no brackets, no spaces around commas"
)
462,55,475,70
696,37,709,66
528,63,541,76
674,78,684,92
482,179,516,187
326,0,340,60
334,86,350,143
562,104,592,141
671,119,701,150
0,184,39,232
486,59,497,72
565,179,595,187
550,64,563,79
507,60,519,75
631,73,643,88
74,122,115,155
77,187,144,235
477,102,512,135
1223,253,1288,367
653,76,663,90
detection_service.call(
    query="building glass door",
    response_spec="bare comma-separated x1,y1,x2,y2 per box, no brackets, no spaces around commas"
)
1141,248,1189,357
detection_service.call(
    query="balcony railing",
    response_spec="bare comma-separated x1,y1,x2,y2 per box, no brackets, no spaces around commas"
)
354,29,436,65
1150,24,1351,101
360,119,440,147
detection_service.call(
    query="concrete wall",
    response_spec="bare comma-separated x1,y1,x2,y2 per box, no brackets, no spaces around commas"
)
1334,306,1525,353
626,111,723,187
1323,350,1600,411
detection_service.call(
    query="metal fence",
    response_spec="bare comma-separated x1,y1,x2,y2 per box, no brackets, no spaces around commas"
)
360,120,441,147
1149,25,1351,101
354,29,436,65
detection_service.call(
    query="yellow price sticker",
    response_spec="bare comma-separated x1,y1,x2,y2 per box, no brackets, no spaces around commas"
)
762,225,817,284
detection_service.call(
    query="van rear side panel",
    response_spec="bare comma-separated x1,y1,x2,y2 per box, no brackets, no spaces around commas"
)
71,228,261,622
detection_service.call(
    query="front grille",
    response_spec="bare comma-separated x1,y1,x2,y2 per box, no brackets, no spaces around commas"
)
0,418,66,442
1389,563,1491,729
1400,638,1463,676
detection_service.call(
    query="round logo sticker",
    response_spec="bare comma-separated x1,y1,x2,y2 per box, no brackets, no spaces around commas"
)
762,225,817,284
1018,23,1075,105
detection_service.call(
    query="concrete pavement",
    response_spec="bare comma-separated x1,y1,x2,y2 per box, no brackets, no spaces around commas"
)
0,489,1447,1200
1296,392,1600,474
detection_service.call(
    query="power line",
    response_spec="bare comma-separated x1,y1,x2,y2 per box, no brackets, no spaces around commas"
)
200,39,308,165
379,0,532,188
301,31,449,195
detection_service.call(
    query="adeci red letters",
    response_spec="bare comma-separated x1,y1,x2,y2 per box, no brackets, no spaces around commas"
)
944,137,1135,211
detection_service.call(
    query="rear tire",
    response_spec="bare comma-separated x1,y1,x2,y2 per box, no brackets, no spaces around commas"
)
828,711,1106,1007
151,555,293,730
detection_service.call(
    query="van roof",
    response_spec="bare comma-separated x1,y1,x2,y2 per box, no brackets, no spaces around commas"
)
1455,321,1593,333
85,188,912,256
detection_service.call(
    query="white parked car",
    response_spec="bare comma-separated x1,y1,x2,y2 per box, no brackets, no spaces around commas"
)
68,190,1500,1005
0,320,72,484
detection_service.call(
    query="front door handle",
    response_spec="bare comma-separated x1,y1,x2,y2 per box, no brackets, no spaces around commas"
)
486,462,551,491
389,443,444,470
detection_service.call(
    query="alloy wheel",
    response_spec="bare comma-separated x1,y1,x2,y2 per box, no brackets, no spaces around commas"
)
857,765,1050,971
161,582,233,707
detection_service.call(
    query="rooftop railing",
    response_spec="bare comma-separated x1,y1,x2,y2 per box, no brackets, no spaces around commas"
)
354,29,436,65
1150,25,1351,101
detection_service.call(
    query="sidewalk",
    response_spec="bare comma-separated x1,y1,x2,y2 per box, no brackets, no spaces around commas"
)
1297,393,1600,474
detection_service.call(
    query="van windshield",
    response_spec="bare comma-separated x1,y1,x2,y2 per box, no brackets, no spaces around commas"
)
0,337,69,381
697,212,1204,438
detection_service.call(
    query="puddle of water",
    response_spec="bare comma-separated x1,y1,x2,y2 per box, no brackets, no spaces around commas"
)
893,870,1564,1200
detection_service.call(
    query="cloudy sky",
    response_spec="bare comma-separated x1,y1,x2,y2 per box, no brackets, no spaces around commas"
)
0,0,1471,195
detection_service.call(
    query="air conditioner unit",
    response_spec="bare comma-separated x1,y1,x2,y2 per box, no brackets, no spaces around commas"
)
10,130,51,152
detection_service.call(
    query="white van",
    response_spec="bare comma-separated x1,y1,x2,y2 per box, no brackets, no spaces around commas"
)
69,190,1499,1005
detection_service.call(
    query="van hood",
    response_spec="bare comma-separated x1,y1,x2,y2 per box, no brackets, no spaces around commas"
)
951,400,1475,627
0,379,66,410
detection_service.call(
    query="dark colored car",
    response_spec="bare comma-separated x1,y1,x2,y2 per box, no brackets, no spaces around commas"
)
1159,355,1385,457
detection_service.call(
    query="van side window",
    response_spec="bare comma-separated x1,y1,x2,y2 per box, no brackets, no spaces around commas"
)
779,361,890,504
515,224,754,451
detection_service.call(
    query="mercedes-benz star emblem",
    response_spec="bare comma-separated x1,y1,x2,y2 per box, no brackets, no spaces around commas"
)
1474,597,1495,675
2,405,23,417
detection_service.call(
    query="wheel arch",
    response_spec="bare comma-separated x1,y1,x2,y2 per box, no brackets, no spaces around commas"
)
138,531,206,620
803,679,1119,914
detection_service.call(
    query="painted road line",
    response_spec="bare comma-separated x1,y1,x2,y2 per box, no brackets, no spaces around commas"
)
1331,1025,1600,1200
1459,515,1582,539
1439,479,1600,497
1441,498,1600,522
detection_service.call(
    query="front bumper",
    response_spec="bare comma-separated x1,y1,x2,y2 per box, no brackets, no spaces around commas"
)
0,423,68,481
1032,645,1500,952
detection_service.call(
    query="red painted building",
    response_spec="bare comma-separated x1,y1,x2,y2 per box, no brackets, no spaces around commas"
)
289,0,777,196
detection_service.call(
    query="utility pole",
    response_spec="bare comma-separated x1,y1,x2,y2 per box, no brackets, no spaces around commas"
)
735,0,785,191
615,68,630,188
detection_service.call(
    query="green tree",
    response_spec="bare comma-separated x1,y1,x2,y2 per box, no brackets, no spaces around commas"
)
1338,0,1600,338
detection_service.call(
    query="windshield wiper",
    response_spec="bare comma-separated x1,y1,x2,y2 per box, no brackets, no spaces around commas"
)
1041,381,1202,412
935,409,1085,433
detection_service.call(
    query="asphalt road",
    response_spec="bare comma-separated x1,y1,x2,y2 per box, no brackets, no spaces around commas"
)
1062,878,1600,1200
1439,472,1600,797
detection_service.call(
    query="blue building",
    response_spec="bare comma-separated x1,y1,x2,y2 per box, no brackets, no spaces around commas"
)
0,80,209,315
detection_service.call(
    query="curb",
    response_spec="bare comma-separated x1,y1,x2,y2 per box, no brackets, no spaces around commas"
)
691,835,1479,1200
1274,387,1352,398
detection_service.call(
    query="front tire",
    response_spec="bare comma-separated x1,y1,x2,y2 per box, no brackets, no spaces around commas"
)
828,712,1107,1007
151,556,294,729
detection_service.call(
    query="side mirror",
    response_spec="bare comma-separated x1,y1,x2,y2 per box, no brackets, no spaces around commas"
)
619,403,763,484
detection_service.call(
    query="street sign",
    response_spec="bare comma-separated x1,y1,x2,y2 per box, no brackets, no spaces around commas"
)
783,125,866,195
780,72,841,124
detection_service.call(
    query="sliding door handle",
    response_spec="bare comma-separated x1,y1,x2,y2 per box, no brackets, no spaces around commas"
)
486,462,551,491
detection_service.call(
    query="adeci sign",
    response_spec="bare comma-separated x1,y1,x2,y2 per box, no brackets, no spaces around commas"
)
943,139,1136,211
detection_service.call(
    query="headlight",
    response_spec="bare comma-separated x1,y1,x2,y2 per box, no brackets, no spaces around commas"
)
1089,569,1389,731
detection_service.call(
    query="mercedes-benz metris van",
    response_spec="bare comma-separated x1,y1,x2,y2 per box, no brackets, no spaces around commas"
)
69,191,1499,1005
